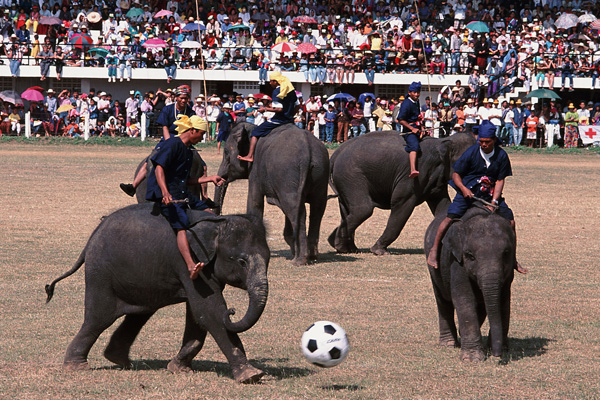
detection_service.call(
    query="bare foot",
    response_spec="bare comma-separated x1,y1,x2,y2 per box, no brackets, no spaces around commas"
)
427,250,438,268
409,170,419,178
190,262,204,280
515,261,528,274
237,154,254,162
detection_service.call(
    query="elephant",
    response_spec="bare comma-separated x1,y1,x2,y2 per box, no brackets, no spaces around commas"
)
215,122,329,265
328,131,475,255
424,206,515,361
133,150,207,204
45,204,269,383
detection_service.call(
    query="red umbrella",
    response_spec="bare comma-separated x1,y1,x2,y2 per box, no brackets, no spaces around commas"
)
69,34,93,49
253,93,272,100
297,42,317,54
271,42,297,53
293,16,317,24
142,38,168,49
21,89,45,102
26,86,45,92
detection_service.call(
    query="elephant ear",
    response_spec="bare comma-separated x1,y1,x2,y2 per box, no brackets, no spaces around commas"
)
234,122,251,157
186,214,226,266
442,221,465,263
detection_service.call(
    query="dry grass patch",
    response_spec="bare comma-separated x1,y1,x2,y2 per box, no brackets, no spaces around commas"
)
1,143,599,399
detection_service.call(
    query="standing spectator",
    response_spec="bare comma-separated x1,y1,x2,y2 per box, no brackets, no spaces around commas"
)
468,67,480,100
474,34,489,71
525,110,539,148
324,103,336,144
564,103,579,148
349,101,365,138
464,98,478,134
125,90,139,124
140,93,154,135
363,96,375,132
216,102,234,154
206,96,221,141
118,47,134,82
232,94,247,122
424,102,439,137
336,101,350,143
577,101,591,126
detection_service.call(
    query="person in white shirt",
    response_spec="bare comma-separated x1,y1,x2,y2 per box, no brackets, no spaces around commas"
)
206,97,221,140
424,102,440,138
489,99,503,127
477,98,491,123
464,98,478,134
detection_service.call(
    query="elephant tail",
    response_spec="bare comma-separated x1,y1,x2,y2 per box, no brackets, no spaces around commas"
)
45,249,86,303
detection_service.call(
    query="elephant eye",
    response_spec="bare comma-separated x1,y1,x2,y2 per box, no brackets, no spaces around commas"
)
464,251,475,261
237,258,247,267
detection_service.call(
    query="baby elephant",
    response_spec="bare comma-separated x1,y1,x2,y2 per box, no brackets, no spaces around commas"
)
424,207,515,361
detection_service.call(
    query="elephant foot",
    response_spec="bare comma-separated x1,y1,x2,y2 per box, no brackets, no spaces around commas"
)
167,359,193,374
308,245,318,261
460,349,486,363
104,348,133,369
370,244,390,256
232,364,264,384
439,338,458,348
291,256,308,266
63,361,90,371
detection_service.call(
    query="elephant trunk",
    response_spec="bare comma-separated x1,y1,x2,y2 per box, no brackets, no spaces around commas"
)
481,278,504,357
223,256,268,333
214,161,230,216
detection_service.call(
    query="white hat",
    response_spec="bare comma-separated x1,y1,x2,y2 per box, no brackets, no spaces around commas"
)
47,89,55,93
99,91,107,96
129,90,135,94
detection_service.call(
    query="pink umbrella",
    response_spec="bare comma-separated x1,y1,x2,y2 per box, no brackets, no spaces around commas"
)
21,89,45,102
271,42,297,53
591,20,600,29
297,42,317,54
293,16,317,24
154,9,172,19
142,38,168,49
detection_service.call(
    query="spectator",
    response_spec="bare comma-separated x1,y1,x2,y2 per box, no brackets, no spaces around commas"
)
324,103,336,144
216,102,234,154
118,47,134,82
163,47,177,83
7,34,24,77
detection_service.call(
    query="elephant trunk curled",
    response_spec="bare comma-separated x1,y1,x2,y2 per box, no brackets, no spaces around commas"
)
223,256,269,333
214,161,230,215
481,278,504,357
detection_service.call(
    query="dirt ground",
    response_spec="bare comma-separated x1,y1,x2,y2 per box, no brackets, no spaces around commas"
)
1,143,599,399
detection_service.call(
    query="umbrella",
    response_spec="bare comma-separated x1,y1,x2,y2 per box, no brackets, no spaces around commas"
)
297,42,317,54
466,21,489,33
578,13,597,24
26,86,45,92
182,22,205,31
154,10,172,19
40,16,62,25
56,104,75,114
293,16,317,24
227,24,250,32
568,33,590,41
126,8,144,18
69,34,93,48
591,20,600,29
142,38,168,49
525,89,561,100
251,12,270,21
327,93,356,102
254,93,271,100
0,90,23,105
21,89,45,102
178,40,203,49
88,47,109,57
555,13,578,30
87,12,101,23
271,42,297,53
358,92,375,105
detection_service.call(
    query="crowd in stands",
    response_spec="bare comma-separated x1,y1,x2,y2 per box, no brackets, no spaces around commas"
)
2,80,600,149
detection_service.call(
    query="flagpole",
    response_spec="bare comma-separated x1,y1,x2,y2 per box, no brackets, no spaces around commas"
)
413,3,432,102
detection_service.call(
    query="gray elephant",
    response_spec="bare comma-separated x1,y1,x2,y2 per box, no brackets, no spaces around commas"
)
215,122,329,265
45,204,269,383
424,206,515,361
128,150,207,204
328,132,475,255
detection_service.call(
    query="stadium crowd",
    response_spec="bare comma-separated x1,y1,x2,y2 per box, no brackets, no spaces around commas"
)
1,1,600,147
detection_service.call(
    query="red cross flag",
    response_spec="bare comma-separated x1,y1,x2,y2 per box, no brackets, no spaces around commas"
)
578,125,600,145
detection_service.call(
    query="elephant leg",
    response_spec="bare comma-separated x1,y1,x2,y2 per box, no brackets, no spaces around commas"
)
431,284,458,348
500,279,513,351
283,216,294,256
426,195,451,216
104,312,155,368
453,280,485,362
168,303,208,374
329,199,373,253
371,195,417,255
307,195,327,261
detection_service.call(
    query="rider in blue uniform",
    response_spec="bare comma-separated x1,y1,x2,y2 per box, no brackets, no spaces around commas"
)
426,120,526,273
237,71,298,163
396,81,427,178
146,115,225,280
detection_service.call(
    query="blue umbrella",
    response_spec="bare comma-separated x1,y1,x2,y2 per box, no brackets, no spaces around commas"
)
182,22,205,32
327,93,356,102
358,92,375,105
227,24,250,32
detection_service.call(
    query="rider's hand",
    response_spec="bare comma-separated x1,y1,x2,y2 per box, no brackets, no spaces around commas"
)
462,188,474,198
162,193,173,205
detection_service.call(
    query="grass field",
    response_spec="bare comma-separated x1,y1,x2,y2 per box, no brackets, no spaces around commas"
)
1,142,599,399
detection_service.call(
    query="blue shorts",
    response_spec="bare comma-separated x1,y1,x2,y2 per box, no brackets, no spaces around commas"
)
217,130,229,143
251,120,283,138
404,132,420,153
447,193,514,221
160,195,208,230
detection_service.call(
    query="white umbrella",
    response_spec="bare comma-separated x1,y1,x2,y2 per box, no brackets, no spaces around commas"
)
578,13,597,24
555,13,579,30
178,40,202,49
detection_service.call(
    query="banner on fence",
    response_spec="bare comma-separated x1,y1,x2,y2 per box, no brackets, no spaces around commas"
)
578,125,600,145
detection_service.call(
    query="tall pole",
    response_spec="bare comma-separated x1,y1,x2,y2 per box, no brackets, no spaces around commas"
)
413,2,432,100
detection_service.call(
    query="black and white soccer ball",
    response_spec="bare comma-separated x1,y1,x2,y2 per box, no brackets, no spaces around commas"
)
301,321,350,368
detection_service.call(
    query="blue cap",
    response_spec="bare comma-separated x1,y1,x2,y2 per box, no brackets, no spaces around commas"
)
408,81,422,92
477,120,497,139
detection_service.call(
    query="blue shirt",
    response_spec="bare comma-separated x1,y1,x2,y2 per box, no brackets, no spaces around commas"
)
512,108,523,126
146,136,195,202
451,144,512,191
397,97,420,130
325,111,336,127
156,103,195,136
216,111,234,133
271,87,298,123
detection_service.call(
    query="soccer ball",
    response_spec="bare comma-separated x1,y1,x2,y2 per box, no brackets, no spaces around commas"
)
301,321,350,368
